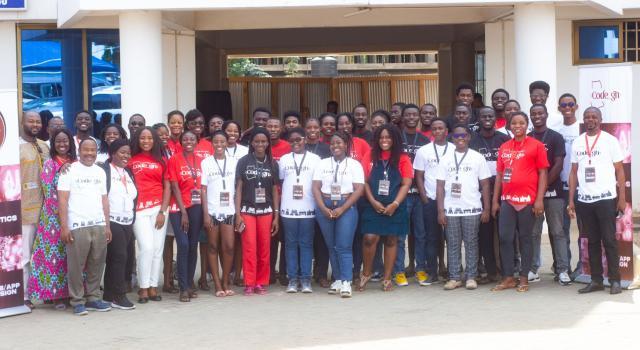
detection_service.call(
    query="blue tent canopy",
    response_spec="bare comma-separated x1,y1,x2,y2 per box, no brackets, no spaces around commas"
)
21,41,118,73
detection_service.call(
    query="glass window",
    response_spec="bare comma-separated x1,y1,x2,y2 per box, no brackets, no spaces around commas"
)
20,29,84,129
86,30,121,126
579,25,620,59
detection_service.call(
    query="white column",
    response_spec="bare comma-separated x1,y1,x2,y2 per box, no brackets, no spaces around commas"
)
514,3,557,123
119,11,163,130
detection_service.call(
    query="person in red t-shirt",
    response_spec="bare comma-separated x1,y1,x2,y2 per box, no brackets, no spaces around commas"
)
166,110,184,157
185,108,213,291
265,116,290,284
128,127,171,303
167,131,204,301
491,89,510,130
419,103,437,141
337,112,372,171
491,112,548,292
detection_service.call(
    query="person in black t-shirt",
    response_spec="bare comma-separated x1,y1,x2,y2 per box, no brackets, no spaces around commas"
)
527,103,570,285
448,103,479,134
396,104,431,285
304,118,331,159
234,127,280,295
469,106,509,283
353,104,373,145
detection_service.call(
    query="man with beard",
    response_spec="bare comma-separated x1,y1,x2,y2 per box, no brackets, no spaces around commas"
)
127,113,146,138
450,103,479,133
469,106,509,284
419,103,437,141
491,89,509,130
19,110,50,309
74,110,99,150
47,116,66,141
352,104,373,144
390,102,405,128
446,83,477,130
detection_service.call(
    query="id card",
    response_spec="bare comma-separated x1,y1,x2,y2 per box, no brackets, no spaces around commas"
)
585,167,596,183
191,189,202,205
220,191,230,207
293,185,304,200
451,182,462,198
330,183,342,201
255,187,266,203
378,180,390,196
503,168,512,183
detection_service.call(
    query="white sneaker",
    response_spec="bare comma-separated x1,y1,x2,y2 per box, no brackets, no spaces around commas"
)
558,272,572,286
465,279,478,290
528,271,540,283
340,281,352,298
328,280,342,294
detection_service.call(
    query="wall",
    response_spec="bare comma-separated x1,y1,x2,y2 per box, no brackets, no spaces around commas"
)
162,31,197,114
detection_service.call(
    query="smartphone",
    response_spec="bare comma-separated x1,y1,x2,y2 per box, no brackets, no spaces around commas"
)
236,221,246,233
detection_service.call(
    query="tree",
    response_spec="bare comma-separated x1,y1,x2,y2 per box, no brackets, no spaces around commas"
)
228,58,270,77
284,57,300,76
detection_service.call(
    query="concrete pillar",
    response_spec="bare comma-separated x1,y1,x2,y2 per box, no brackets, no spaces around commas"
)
514,3,557,121
119,11,163,130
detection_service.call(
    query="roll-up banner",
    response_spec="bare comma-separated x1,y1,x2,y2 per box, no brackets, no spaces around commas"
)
578,63,637,288
0,106,30,317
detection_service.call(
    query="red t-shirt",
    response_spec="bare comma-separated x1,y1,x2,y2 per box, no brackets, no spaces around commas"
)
365,151,414,179
167,137,183,156
271,140,291,161
194,138,213,161
168,152,202,212
420,130,434,142
351,136,372,170
128,153,166,211
496,136,549,205
495,117,507,129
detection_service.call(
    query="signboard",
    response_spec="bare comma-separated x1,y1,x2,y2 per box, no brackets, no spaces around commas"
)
578,64,635,287
0,108,29,318
0,0,26,11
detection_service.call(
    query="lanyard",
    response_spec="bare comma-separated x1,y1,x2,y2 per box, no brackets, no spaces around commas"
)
381,159,391,180
226,145,237,158
402,131,419,150
254,154,266,187
183,152,198,182
480,135,494,156
433,142,448,164
293,151,307,183
333,157,345,183
507,137,527,168
585,131,601,165
454,149,469,181
214,156,227,190
111,164,129,193
533,129,549,145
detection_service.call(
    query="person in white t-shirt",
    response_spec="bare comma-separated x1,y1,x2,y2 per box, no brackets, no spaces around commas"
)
555,93,580,276
58,138,112,315
568,107,625,295
279,127,321,293
414,118,453,283
312,131,365,298
202,130,238,298
436,125,491,291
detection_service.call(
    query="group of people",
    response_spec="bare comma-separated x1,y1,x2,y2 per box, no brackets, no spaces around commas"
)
19,80,626,316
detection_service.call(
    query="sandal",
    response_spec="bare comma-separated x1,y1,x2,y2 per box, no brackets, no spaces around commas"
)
188,289,198,299
215,290,226,297
234,278,245,287
54,301,67,311
148,287,162,301
137,289,149,304
491,277,517,291
179,291,190,302
224,289,235,296
517,276,529,292
162,285,179,294
318,277,330,289
382,280,394,292
199,279,210,291
358,273,372,292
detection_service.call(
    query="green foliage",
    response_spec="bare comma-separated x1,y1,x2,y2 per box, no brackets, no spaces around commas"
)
228,58,270,77
284,57,300,76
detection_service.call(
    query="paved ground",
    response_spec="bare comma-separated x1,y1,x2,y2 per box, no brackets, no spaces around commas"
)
2,235,639,350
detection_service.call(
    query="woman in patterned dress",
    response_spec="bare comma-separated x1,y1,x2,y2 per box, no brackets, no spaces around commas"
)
28,128,76,309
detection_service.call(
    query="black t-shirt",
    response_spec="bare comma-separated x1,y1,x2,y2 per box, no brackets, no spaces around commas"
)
527,128,566,198
354,129,374,145
401,130,430,192
236,154,279,215
469,131,510,188
305,142,331,159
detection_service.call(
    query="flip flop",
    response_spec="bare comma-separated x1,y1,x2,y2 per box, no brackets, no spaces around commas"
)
224,289,235,296
215,290,226,297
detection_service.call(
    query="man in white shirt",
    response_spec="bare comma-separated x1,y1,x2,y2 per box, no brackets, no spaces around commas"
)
556,93,580,277
59,138,113,315
567,107,625,295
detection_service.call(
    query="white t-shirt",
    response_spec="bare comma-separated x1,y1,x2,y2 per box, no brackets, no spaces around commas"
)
96,152,109,164
57,162,107,230
279,151,321,218
201,155,238,218
226,144,249,162
108,164,137,225
556,121,580,185
435,149,491,216
570,131,623,203
413,142,454,200
313,157,364,195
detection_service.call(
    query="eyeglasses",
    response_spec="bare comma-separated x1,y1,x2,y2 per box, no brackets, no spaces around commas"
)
452,133,467,139
288,137,304,144
559,102,576,108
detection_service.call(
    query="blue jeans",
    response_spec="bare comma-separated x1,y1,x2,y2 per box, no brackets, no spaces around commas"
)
169,205,203,292
422,198,441,277
394,194,426,274
282,217,315,281
315,198,358,282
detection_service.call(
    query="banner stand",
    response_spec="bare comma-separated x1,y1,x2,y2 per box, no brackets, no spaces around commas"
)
0,305,30,319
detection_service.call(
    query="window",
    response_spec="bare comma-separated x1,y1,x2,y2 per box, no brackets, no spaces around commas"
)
86,30,121,123
572,20,623,64
623,20,640,62
475,51,486,101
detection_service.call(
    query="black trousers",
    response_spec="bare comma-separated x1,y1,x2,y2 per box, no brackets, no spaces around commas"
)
313,222,330,279
498,203,534,278
478,216,498,276
104,222,134,300
575,198,620,283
